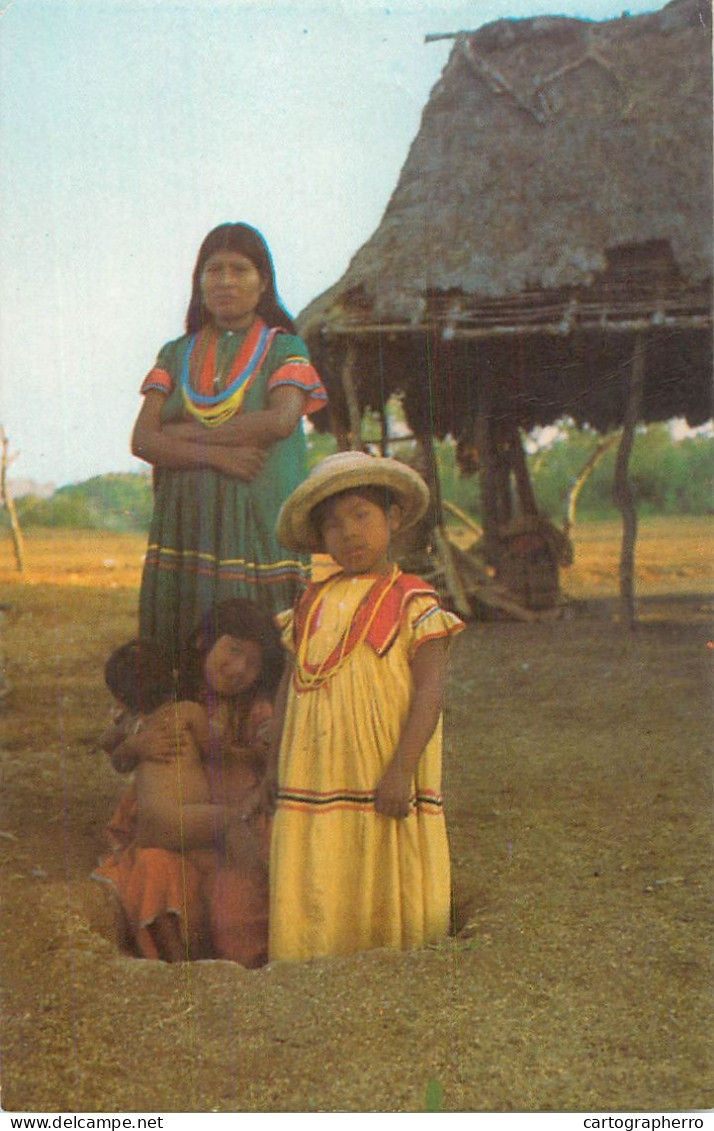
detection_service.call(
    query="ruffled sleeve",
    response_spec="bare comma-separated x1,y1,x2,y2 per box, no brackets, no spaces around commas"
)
405,594,465,659
266,334,328,416
139,339,183,397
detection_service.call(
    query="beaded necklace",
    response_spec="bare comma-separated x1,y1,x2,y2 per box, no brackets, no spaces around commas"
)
293,564,400,692
180,318,281,428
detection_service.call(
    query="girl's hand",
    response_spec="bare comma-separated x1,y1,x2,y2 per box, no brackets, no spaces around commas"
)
99,707,135,756
374,761,413,819
209,445,267,481
224,814,262,869
245,772,278,817
251,717,272,750
128,713,187,763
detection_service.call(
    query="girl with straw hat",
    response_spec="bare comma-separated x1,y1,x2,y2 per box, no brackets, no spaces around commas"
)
262,451,465,961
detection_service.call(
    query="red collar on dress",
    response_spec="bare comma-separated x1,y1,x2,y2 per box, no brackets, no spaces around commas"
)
293,568,438,662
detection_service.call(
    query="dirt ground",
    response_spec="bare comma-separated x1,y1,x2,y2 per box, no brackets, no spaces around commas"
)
0,521,712,1113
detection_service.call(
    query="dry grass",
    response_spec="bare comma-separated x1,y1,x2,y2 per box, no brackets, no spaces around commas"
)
0,520,712,1113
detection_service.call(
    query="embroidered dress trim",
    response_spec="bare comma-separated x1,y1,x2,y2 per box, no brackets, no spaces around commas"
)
143,543,311,587
275,786,445,815
180,319,282,428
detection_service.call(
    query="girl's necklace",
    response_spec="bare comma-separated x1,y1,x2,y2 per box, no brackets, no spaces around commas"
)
293,564,399,692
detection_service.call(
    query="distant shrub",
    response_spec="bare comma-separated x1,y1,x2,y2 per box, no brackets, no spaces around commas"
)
3,473,153,532
2,425,710,535
529,424,713,521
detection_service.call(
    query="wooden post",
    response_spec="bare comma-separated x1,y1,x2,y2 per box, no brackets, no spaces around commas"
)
509,423,538,517
0,427,25,573
379,407,390,457
613,335,646,629
415,431,443,531
474,407,501,568
340,344,363,451
493,427,513,525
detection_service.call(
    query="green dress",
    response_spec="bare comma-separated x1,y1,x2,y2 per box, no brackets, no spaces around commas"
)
138,321,327,658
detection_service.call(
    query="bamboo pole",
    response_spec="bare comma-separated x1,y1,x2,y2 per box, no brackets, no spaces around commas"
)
564,432,618,532
442,499,482,537
613,335,646,629
431,527,472,618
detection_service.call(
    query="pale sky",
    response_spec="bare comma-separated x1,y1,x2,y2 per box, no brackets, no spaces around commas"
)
1,0,659,487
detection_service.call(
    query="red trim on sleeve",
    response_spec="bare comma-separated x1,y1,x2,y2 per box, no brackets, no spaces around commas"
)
140,367,173,396
267,362,328,416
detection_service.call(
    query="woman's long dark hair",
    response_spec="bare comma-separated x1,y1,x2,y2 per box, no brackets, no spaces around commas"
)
185,223,296,335
178,598,285,706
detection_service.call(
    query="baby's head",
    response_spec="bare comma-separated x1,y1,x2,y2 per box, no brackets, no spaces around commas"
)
104,639,175,717
277,452,430,571
179,598,284,702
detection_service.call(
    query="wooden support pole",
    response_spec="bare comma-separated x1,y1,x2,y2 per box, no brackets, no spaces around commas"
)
0,428,25,574
415,431,444,531
379,407,390,457
340,344,363,451
493,429,513,525
509,423,538,517
613,334,646,629
474,408,501,569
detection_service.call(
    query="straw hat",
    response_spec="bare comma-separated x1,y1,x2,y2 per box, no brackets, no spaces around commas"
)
277,451,430,554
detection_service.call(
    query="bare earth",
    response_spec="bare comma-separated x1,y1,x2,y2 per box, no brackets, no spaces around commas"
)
0,519,712,1113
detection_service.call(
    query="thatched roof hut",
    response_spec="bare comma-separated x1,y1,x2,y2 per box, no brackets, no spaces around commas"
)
300,0,712,621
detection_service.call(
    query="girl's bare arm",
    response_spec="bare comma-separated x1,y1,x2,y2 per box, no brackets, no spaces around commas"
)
246,656,293,816
100,712,142,773
374,638,448,819
131,390,266,479
134,703,234,850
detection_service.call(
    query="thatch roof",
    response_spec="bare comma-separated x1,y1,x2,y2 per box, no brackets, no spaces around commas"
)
301,0,712,437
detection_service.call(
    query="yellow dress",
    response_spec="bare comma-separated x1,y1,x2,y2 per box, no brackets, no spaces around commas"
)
269,568,464,962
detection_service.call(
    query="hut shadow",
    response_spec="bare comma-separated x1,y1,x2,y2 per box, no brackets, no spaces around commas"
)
561,590,713,625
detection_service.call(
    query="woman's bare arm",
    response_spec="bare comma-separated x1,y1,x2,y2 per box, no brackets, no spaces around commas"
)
131,390,266,479
161,386,306,449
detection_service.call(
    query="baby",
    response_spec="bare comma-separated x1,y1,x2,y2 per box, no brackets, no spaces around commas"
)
100,638,213,845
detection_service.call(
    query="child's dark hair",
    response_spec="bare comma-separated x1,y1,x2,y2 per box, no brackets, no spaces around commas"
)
185,223,296,335
178,598,285,703
105,639,176,716
310,485,398,543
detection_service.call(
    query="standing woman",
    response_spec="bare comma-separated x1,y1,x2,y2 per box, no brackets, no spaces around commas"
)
132,223,327,660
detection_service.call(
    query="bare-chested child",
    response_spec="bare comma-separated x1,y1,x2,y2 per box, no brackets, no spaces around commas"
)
94,600,284,964
98,638,215,959
102,637,212,820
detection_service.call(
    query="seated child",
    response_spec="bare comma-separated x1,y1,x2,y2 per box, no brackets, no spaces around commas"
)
95,600,284,965
96,638,214,961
